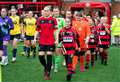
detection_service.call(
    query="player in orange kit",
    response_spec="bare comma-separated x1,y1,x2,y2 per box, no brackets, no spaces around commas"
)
72,11,91,72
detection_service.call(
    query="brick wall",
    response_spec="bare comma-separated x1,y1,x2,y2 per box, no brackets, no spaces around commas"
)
62,2,73,10
112,2,120,16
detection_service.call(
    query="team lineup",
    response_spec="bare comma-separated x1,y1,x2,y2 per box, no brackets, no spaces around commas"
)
0,5,110,81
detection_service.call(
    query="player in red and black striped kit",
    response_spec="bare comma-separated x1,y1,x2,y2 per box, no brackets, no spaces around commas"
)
85,18,98,69
97,17,110,65
59,18,80,81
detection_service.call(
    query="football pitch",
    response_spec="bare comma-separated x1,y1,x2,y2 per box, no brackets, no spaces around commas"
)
1,44,120,82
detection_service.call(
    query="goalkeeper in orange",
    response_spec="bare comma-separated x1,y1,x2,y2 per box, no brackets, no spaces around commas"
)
72,11,91,72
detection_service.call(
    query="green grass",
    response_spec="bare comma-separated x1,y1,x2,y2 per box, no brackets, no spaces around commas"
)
2,44,120,82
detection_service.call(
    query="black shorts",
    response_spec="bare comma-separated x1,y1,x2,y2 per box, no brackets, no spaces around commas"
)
0,41,3,50
99,45,109,49
10,34,20,40
38,44,55,52
89,48,95,53
75,50,86,56
25,35,34,40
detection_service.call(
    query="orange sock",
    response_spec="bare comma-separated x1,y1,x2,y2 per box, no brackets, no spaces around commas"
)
72,56,78,71
86,54,90,64
80,56,85,71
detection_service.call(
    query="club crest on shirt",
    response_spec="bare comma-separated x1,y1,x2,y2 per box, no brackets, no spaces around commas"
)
40,20,45,23
49,20,54,24
13,21,17,24
78,28,82,31
49,20,52,23
75,24,77,27
62,32,65,36
5,19,8,23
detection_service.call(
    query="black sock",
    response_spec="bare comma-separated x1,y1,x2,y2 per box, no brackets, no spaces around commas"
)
26,47,30,57
64,55,68,67
13,48,17,58
65,55,73,75
38,55,46,69
47,55,52,75
23,46,27,52
95,52,97,60
103,51,108,65
100,52,104,64
31,47,36,57
0,57,2,61
30,46,33,52
65,55,72,81
33,47,36,53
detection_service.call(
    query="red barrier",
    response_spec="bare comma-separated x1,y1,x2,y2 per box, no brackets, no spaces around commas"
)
0,2,57,4
70,2,111,24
